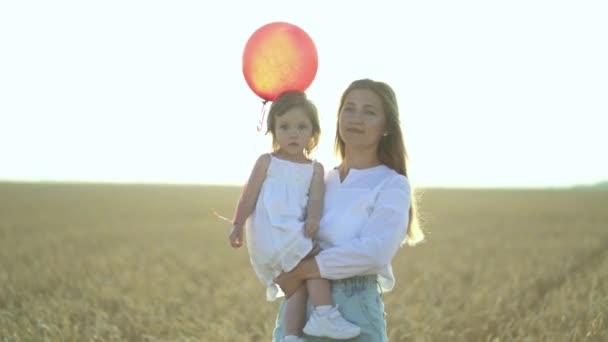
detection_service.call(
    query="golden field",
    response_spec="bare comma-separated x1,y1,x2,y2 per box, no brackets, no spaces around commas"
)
0,182,606,341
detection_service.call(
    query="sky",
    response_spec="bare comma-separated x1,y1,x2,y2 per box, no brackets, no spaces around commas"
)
1,0,606,188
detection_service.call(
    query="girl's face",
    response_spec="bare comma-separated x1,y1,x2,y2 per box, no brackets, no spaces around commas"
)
274,106,314,158
338,88,387,149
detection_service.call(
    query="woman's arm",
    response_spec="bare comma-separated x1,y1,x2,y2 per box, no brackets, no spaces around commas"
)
315,175,411,278
228,153,270,248
275,175,411,296
274,253,322,298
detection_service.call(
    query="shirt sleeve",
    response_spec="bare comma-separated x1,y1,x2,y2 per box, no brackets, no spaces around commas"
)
315,175,411,280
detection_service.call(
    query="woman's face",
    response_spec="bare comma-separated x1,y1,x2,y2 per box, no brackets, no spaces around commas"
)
338,88,387,150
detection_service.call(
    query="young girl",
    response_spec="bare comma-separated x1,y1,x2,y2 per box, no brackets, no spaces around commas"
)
228,91,361,341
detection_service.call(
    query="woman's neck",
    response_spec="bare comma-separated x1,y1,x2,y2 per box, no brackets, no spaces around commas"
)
341,146,381,170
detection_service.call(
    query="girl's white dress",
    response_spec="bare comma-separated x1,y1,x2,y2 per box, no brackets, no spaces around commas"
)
245,155,315,301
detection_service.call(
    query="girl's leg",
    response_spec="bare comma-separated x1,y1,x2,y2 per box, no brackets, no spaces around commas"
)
303,278,361,339
283,284,307,337
306,278,332,306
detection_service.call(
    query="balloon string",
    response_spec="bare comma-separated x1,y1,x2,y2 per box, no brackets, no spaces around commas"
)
256,100,269,132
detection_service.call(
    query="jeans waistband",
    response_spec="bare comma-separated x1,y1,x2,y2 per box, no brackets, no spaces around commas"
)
331,275,378,297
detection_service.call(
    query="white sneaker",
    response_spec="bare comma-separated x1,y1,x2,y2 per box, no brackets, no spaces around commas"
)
303,305,361,339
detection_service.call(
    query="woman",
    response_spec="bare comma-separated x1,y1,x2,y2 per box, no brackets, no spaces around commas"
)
272,78,424,341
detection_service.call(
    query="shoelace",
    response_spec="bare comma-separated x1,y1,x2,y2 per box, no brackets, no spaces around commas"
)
326,306,341,319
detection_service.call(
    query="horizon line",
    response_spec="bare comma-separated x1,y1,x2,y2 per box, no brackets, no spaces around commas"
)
0,178,604,191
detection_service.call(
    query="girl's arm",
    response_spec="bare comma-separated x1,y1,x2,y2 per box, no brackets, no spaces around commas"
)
304,162,325,238
229,153,270,248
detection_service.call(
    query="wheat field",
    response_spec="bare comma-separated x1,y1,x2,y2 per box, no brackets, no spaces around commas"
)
0,182,606,341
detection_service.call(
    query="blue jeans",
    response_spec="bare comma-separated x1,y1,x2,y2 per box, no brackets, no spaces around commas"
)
272,275,388,341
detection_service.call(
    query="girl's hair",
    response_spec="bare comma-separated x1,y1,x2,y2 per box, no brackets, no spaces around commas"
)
334,79,424,246
266,90,321,157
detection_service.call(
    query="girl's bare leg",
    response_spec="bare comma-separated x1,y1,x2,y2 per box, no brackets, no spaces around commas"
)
283,284,307,337
306,278,332,306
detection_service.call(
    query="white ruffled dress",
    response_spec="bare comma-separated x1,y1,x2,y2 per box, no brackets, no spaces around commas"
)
245,155,315,301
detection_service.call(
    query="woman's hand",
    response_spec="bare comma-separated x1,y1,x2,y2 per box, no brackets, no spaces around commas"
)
275,252,323,298
275,244,320,298
305,240,321,259
274,270,303,299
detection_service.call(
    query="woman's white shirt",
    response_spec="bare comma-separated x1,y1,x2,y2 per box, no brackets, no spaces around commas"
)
315,165,411,293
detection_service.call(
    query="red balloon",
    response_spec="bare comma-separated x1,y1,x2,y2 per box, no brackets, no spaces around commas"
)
242,22,318,102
